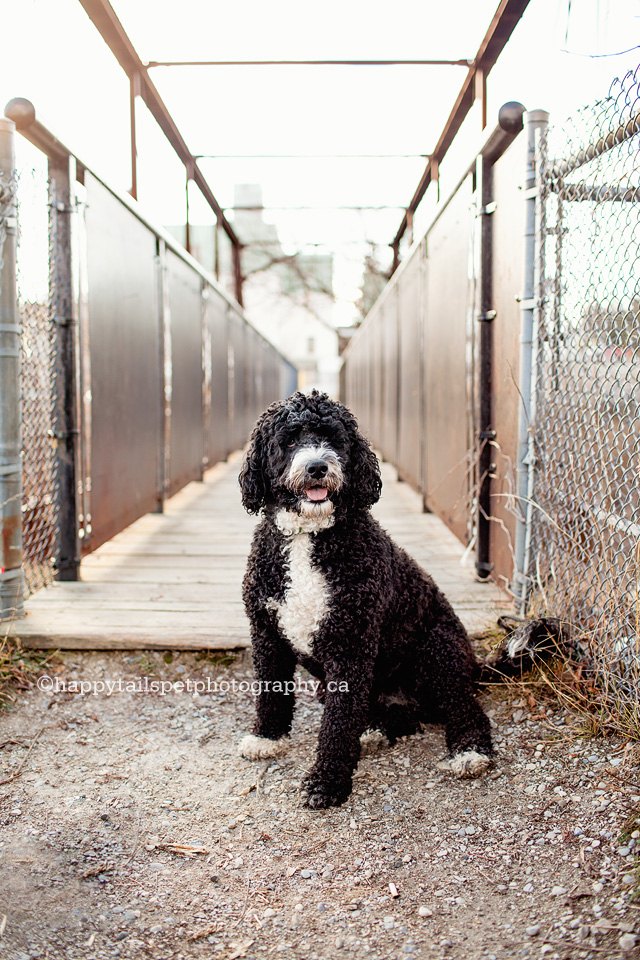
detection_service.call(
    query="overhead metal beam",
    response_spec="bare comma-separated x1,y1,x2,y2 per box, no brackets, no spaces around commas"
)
147,59,473,68
76,0,241,256
392,0,532,257
196,153,430,159
228,205,406,212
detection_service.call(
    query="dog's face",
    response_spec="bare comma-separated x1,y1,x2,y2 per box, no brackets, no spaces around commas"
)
239,391,382,518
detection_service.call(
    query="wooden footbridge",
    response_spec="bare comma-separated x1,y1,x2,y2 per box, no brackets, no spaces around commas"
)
8,454,511,651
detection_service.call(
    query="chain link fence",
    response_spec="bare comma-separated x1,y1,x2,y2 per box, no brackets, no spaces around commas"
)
529,67,640,711
15,141,59,596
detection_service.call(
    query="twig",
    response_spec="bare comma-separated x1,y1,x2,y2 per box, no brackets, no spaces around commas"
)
121,811,143,869
0,726,46,786
233,878,252,928
467,860,496,884
600,768,640,791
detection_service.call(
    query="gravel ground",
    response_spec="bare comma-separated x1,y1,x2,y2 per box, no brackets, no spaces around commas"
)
1,649,639,960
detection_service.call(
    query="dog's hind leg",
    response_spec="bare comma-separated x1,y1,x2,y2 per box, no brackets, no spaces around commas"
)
368,693,423,747
419,617,494,779
239,612,297,760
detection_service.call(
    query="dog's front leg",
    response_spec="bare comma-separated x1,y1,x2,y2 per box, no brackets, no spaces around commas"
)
302,660,373,809
239,612,297,761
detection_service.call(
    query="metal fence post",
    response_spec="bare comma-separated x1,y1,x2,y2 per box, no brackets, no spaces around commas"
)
475,153,495,580
49,153,82,580
0,116,25,619
514,109,549,609
156,238,172,509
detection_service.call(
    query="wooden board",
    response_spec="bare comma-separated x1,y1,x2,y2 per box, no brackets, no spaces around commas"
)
9,455,512,650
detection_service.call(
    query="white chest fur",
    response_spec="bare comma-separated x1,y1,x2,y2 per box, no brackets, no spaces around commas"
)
271,526,330,656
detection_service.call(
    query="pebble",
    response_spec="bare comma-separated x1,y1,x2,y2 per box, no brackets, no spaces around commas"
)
418,906,433,917
300,869,312,879
525,925,540,937
619,933,637,952
523,883,534,893
551,886,567,896
123,910,139,922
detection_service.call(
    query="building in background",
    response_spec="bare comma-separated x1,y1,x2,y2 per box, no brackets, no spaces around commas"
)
167,184,341,397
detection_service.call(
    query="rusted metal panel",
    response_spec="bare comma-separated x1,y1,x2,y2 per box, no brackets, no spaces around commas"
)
370,308,384,447
228,309,248,450
166,250,204,495
423,178,474,543
489,135,526,588
83,172,160,550
280,359,297,400
380,288,400,464
204,283,229,466
396,242,424,491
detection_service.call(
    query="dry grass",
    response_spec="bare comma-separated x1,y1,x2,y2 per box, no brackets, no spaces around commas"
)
0,636,55,708
483,620,640,742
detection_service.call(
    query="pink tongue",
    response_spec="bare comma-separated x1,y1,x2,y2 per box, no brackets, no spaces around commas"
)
306,487,328,502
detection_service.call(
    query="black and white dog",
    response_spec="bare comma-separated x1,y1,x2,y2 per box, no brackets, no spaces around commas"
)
237,390,506,808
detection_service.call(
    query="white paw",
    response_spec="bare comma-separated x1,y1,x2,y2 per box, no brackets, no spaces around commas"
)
359,728,390,756
449,750,492,779
238,734,289,760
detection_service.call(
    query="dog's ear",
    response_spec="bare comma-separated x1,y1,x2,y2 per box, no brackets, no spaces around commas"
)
349,429,382,509
239,417,268,514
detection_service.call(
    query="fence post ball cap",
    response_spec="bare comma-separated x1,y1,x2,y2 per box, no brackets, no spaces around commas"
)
4,98,36,131
498,101,526,134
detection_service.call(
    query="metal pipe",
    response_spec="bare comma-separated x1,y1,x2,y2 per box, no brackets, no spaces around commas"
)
549,111,640,180
514,109,549,609
0,116,25,619
146,59,474,68
49,153,82,580
129,72,139,199
475,154,495,580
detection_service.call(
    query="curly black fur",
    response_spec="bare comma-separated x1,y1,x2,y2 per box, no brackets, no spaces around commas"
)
239,391,494,808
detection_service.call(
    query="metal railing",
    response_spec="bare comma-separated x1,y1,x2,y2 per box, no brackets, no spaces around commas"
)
0,103,297,618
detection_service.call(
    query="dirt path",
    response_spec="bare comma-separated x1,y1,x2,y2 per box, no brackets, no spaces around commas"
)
0,650,639,960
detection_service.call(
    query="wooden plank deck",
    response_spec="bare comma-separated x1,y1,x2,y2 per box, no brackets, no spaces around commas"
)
8,453,512,650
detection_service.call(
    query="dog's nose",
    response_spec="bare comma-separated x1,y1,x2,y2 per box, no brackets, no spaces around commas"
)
306,460,329,480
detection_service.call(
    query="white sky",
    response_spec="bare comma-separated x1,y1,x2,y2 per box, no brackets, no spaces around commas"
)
2,0,639,322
